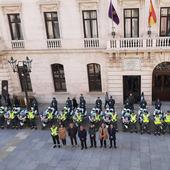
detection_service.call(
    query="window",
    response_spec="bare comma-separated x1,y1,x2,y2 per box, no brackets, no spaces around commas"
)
8,13,23,40
82,10,98,38
18,66,32,92
44,12,60,39
87,63,102,91
160,7,170,36
124,9,139,38
51,64,66,92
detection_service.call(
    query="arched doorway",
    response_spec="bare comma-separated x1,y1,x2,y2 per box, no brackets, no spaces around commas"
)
152,62,170,101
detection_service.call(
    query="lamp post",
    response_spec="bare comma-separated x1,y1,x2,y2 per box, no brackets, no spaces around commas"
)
8,56,32,109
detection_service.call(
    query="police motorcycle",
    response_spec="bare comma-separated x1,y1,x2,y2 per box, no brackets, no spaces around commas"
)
17,108,27,128
121,108,131,131
5,107,20,129
0,106,7,129
40,107,57,129
72,107,83,127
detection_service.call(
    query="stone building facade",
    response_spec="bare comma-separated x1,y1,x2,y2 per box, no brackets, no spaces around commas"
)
0,0,169,104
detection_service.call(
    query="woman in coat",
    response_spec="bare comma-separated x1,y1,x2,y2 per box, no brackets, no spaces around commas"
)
99,123,108,148
58,124,67,145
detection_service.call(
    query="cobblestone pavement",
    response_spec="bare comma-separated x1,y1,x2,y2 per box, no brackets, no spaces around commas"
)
0,103,170,170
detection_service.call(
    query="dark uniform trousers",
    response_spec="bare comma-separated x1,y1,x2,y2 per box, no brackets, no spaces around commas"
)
80,139,87,149
70,136,77,146
109,136,116,148
51,135,60,146
90,135,96,147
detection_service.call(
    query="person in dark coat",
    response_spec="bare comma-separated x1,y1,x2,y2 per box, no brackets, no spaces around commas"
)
95,97,102,110
31,98,39,113
79,96,86,113
88,124,97,148
67,123,78,146
78,125,87,150
50,97,58,111
140,99,147,109
108,124,117,148
72,97,78,110
13,96,20,107
104,92,109,109
128,93,135,111
155,99,162,110
66,97,72,111
6,94,12,108
108,96,115,110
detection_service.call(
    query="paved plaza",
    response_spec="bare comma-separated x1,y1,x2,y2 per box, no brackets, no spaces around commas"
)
0,103,170,170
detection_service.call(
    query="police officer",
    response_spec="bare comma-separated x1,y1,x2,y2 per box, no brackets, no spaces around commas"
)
95,97,102,110
130,112,138,133
0,107,5,129
108,96,115,110
163,111,170,133
140,110,150,134
155,99,162,110
108,124,117,148
140,99,147,109
9,108,18,129
50,97,58,112
31,98,39,114
66,97,72,112
47,108,54,126
110,110,118,131
74,111,82,127
78,125,87,150
27,108,37,129
89,124,97,148
154,114,162,135
50,124,60,148
79,96,86,114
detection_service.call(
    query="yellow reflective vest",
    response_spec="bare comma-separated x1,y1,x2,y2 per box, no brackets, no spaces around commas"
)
111,114,117,122
143,114,149,123
47,112,53,120
61,113,66,121
164,115,170,123
9,112,15,119
50,127,58,136
76,114,82,122
154,116,161,125
130,114,137,123
95,114,100,122
28,111,35,119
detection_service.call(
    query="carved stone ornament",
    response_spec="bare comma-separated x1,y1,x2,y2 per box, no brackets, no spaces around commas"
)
118,0,144,7
38,0,59,12
77,0,99,10
159,0,170,6
2,5,21,14
40,4,58,12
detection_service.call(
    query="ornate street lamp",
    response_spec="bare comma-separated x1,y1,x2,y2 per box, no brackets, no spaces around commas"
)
8,56,32,109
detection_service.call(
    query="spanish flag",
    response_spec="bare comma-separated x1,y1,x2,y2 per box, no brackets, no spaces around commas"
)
148,0,157,27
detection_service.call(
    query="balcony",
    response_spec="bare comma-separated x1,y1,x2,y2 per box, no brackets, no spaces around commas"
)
11,40,25,49
107,37,170,52
47,39,62,48
84,38,100,48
